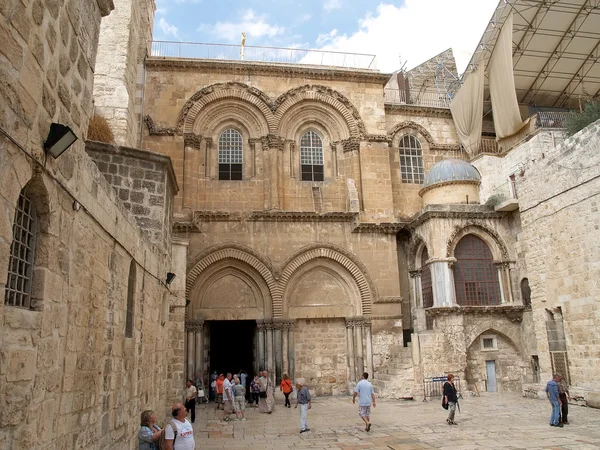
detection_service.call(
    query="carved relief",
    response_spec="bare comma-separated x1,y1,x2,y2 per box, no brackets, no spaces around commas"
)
145,115,177,136
388,120,459,151
184,133,202,149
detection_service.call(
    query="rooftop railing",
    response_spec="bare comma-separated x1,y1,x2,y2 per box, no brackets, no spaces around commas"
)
150,41,378,70
384,88,451,109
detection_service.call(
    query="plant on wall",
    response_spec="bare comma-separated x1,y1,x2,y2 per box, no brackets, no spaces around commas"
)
87,115,115,143
566,102,600,136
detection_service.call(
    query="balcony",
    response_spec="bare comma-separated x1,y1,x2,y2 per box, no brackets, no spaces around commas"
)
383,88,451,109
150,41,378,70
487,179,519,212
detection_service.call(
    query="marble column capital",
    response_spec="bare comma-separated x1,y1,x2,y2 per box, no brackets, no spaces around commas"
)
409,269,422,278
185,321,204,333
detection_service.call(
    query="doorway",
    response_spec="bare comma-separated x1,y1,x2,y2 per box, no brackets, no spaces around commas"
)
209,320,256,380
485,360,497,392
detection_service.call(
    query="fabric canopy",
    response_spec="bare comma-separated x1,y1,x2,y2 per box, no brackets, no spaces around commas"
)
488,13,525,138
450,63,484,154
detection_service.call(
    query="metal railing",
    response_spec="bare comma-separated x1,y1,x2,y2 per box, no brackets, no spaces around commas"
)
150,41,377,70
384,88,451,108
423,376,461,401
535,111,575,129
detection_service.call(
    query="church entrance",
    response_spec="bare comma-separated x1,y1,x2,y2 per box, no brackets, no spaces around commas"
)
208,320,256,380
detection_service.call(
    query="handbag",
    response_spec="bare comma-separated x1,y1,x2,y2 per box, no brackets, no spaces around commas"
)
259,391,268,398
197,389,205,398
442,397,449,410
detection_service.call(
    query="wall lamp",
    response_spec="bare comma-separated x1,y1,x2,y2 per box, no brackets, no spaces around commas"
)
166,272,176,286
44,123,78,158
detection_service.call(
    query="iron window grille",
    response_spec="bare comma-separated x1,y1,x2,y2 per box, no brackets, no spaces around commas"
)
5,190,37,309
218,129,243,180
453,235,501,306
300,131,324,182
399,135,424,184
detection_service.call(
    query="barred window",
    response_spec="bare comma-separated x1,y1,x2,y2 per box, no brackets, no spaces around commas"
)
5,189,37,309
399,135,424,184
218,129,243,180
454,235,501,306
420,246,434,330
300,131,324,182
125,260,136,338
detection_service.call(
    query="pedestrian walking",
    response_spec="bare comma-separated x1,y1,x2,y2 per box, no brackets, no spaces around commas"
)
250,375,260,407
443,374,458,425
280,373,293,408
223,373,234,421
233,377,247,421
184,380,197,424
558,374,570,424
295,380,311,433
353,372,376,432
215,374,224,410
258,370,275,413
546,374,564,427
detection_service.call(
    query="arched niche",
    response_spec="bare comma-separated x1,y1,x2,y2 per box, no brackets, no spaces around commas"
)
283,258,361,319
188,259,273,321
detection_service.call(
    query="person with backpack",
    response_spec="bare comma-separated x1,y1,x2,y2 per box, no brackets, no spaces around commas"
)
139,410,161,450
163,403,195,450
443,373,459,425
280,373,293,408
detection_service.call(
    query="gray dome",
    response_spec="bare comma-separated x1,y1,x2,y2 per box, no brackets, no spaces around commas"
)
423,159,481,188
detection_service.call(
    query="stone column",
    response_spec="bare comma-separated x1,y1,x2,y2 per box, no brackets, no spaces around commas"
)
186,324,195,381
345,318,356,382
257,321,265,371
282,322,289,376
495,263,507,304
504,263,514,303
289,142,297,179
266,321,274,375
274,321,282,383
430,259,457,307
364,319,373,378
288,321,296,381
194,321,204,379
354,319,364,377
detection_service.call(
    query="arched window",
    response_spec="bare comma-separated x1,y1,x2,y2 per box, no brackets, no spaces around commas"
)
218,129,243,180
420,247,433,309
399,135,424,184
521,278,531,308
5,189,37,308
300,131,324,181
454,235,501,306
125,260,136,337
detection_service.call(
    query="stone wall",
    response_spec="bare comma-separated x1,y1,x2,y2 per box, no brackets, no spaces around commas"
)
0,1,182,448
86,141,178,253
94,0,156,147
294,318,348,396
516,120,600,399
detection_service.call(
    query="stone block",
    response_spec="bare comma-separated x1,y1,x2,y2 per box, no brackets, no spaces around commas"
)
7,348,36,382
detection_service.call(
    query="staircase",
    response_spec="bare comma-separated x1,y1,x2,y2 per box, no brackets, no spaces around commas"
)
372,346,415,399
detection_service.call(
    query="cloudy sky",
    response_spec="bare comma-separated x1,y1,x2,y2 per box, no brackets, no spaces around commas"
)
154,0,499,74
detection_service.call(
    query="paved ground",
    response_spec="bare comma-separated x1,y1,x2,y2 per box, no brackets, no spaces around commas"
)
191,392,600,449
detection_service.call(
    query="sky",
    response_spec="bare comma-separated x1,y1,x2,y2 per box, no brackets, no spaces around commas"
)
153,0,499,74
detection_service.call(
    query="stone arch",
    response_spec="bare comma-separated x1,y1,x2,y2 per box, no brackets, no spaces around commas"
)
186,245,277,301
466,324,522,353
193,100,269,138
277,244,376,317
279,103,352,142
274,85,366,138
407,233,429,271
388,120,437,148
446,224,509,260
178,82,275,134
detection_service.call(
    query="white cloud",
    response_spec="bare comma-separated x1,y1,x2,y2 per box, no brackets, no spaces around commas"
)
316,29,338,46
324,0,342,12
200,9,285,43
158,17,179,38
315,0,498,74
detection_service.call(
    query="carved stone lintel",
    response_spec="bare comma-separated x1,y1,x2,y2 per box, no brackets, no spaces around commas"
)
365,134,392,143
340,138,360,153
425,305,525,323
184,133,202,149
373,296,402,304
145,115,177,136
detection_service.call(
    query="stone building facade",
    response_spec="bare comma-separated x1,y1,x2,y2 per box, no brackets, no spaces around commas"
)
0,1,184,449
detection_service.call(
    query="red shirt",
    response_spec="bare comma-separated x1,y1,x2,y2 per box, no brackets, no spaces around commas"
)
216,378,224,394
280,379,293,394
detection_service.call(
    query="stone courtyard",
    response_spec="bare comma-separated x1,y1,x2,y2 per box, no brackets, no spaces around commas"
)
191,394,600,449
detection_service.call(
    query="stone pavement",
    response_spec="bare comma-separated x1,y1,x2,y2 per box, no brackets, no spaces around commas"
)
191,393,600,449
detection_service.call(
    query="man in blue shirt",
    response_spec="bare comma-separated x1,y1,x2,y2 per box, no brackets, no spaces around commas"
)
353,372,376,432
545,374,563,427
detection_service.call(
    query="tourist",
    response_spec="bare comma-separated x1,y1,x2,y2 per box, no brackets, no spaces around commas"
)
258,370,275,413
280,373,293,408
295,380,311,433
443,374,458,425
210,371,218,401
215,374,224,410
138,410,161,450
250,374,260,407
233,377,247,421
184,380,197,423
223,373,234,421
353,372,376,432
240,369,248,399
558,374,570,424
165,403,195,449
546,374,563,427
195,372,207,404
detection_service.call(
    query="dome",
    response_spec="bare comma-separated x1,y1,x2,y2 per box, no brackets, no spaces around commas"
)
423,159,481,189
